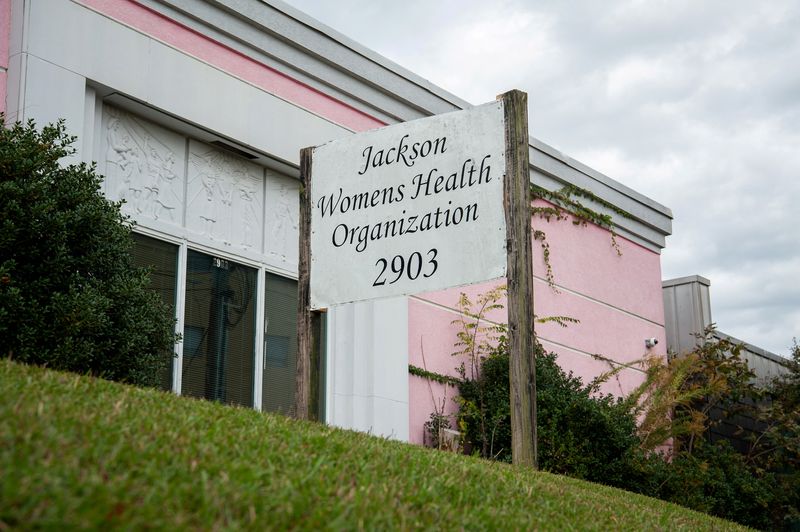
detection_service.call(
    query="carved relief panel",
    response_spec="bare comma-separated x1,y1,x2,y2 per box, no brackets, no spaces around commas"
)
187,140,264,254
102,106,186,226
265,172,299,269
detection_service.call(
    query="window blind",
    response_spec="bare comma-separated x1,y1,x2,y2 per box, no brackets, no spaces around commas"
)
182,250,256,407
262,272,298,415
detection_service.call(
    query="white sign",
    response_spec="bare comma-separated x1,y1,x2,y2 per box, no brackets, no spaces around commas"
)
309,101,507,308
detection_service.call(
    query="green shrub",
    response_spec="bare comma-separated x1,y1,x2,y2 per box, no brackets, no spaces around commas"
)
456,334,800,529
449,288,800,529
650,440,799,530
756,339,800,474
458,336,640,485
618,331,800,529
452,288,641,480
0,118,176,387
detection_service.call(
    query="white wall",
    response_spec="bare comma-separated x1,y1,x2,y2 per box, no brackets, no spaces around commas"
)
326,297,409,441
7,0,411,440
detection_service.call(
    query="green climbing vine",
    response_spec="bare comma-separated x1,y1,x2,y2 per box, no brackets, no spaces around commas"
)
408,364,460,386
530,183,633,288
408,312,580,389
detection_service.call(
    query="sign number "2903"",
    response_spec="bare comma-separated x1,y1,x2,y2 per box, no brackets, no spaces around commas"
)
373,249,439,287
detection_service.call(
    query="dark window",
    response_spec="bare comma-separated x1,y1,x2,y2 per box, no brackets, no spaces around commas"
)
263,272,298,415
182,250,256,407
130,233,178,391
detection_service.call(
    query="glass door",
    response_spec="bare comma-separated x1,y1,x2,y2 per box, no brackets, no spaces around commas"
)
181,250,257,407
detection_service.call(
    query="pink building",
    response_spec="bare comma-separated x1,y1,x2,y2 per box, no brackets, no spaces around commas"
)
1,0,672,443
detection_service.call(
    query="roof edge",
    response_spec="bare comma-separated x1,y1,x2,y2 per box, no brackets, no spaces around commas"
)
662,275,711,288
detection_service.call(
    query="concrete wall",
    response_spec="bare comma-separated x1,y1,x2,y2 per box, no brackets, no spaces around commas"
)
662,275,713,356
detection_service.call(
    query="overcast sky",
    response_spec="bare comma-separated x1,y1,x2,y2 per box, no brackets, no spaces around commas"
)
285,0,799,356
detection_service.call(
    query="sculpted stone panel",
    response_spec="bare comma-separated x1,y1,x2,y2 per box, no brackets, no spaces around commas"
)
102,106,186,225
102,107,270,259
265,173,299,268
187,140,264,253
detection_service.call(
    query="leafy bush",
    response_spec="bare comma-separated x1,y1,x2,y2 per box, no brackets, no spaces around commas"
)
616,330,800,528
452,288,639,481
644,440,796,530
450,289,800,529
0,118,176,387
459,338,640,484
456,330,800,529
609,328,760,455
756,339,800,474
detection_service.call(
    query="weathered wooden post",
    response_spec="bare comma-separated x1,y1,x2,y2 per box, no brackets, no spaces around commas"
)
296,146,314,420
499,90,537,468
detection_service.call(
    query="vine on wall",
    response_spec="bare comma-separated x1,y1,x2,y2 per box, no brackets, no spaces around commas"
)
409,182,634,386
408,364,460,386
409,182,634,445
530,183,633,287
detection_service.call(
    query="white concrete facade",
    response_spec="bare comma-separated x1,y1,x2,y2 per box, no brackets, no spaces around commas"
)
6,0,409,439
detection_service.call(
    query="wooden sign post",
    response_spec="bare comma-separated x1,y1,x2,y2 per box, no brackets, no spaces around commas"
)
296,92,537,468
296,146,314,420
500,90,537,468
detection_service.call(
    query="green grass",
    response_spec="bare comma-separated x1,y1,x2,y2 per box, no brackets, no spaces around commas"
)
1,359,743,530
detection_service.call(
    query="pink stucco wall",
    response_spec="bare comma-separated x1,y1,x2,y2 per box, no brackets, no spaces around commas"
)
408,200,668,445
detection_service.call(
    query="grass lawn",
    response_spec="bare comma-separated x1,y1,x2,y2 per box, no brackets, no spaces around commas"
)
1,359,743,530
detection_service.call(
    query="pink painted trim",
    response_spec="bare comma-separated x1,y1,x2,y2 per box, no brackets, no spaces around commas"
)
75,0,386,132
